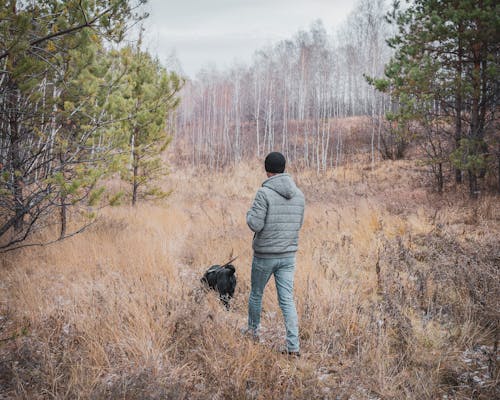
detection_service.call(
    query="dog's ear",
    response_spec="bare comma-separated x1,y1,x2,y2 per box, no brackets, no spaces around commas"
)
224,264,236,275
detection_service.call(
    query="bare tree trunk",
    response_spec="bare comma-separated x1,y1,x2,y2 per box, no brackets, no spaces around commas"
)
437,163,443,194
255,73,261,158
130,132,139,206
468,43,481,199
455,25,463,184
8,85,24,233
234,77,241,162
223,86,229,164
132,150,139,206
60,194,67,239
371,102,376,169
282,78,287,154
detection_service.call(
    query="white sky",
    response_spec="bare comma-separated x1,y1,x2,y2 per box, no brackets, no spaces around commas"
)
139,0,354,78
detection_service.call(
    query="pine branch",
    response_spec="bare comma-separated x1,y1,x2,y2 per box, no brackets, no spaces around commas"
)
0,6,113,61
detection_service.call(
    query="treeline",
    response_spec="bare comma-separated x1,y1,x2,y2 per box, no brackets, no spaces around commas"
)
175,0,499,197
0,0,182,251
175,0,392,171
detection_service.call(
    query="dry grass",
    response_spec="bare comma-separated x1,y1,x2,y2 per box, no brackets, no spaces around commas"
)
1,160,499,399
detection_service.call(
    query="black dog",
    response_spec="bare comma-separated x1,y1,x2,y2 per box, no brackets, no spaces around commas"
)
201,262,237,309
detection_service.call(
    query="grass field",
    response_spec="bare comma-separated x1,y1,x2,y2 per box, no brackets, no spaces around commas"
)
1,160,498,399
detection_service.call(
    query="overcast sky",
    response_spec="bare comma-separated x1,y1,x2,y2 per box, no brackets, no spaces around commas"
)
139,0,354,78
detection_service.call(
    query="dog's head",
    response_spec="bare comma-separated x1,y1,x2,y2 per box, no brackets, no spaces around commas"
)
201,264,236,285
222,263,235,275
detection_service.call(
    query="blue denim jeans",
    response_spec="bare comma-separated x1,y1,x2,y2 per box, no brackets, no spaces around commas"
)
248,256,299,352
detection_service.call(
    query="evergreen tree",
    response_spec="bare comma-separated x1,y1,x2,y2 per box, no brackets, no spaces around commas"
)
115,44,183,206
0,0,147,250
371,0,499,196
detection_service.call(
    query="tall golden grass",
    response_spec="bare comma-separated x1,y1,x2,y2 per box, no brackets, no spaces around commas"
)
1,160,498,399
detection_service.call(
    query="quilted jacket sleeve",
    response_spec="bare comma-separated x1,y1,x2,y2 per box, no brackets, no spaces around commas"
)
246,189,268,233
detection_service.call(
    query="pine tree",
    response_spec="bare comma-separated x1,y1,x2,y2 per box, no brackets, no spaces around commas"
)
115,44,183,206
371,0,499,196
0,0,147,250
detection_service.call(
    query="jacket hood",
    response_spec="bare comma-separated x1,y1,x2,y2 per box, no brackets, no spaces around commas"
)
262,173,298,199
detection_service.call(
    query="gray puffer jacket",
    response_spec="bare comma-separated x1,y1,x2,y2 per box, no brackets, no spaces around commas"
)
246,173,305,258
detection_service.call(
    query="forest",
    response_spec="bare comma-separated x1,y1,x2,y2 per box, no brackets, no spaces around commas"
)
0,1,499,399
174,0,498,200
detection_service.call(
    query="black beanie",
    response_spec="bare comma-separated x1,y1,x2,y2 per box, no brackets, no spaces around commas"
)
265,152,286,173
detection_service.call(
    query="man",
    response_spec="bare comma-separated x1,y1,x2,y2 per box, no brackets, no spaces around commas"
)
245,151,305,356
